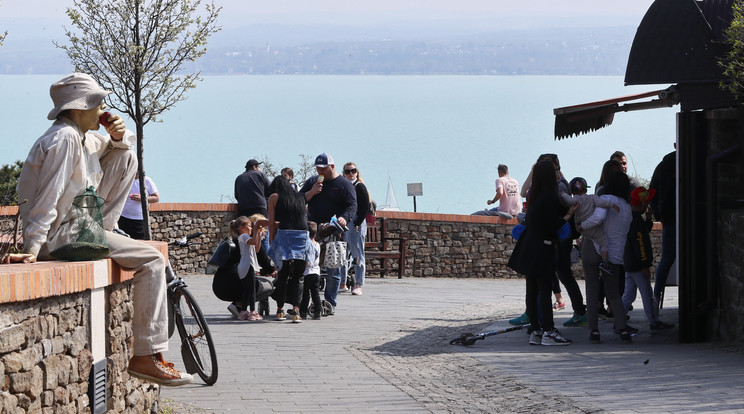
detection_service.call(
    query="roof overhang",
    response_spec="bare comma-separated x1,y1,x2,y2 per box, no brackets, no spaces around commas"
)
553,86,679,140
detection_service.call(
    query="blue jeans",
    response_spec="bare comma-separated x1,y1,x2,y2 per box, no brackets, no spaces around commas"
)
623,270,659,324
324,267,342,307
653,220,676,299
342,220,367,287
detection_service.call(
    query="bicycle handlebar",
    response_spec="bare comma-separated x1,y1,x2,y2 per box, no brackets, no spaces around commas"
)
171,232,203,247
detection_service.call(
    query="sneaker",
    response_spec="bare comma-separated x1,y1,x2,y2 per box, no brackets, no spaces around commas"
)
351,287,363,296
614,324,638,334
508,312,530,326
589,330,601,344
127,353,193,386
248,310,263,321
312,313,321,320
619,330,632,344
338,284,349,293
292,314,302,323
599,261,614,276
227,303,240,319
563,312,587,327
541,329,572,346
553,301,566,311
529,329,543,345
650,321,675,332
275,310,286,321
237,310,251,320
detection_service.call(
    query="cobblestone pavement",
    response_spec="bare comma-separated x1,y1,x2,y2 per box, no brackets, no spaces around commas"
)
160,275,744,413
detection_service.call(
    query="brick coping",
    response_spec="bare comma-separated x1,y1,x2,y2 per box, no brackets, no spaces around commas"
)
0,241,167,304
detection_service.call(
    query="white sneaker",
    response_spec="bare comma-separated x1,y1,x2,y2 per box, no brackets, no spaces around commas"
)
529,329,543,345
541,329,572,346
351,287,363,296
338,285,349,293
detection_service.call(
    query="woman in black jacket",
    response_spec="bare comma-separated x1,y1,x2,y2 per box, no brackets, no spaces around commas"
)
508,160,577,346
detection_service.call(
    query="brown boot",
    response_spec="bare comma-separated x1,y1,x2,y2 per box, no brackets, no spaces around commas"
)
127,353,193,386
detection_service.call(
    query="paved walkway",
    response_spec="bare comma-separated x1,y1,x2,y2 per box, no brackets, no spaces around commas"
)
160,275,744,413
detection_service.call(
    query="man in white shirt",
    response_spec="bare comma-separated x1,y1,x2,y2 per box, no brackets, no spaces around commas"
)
118,174,160,239
6,73,192,386
473,164,521,219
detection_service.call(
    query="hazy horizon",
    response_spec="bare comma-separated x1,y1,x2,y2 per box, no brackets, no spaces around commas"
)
1,1,655,46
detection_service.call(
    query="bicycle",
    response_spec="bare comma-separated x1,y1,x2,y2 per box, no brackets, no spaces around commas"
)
166,232,219,385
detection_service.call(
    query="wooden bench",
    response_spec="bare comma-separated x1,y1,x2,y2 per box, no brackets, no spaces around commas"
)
364,217,407,278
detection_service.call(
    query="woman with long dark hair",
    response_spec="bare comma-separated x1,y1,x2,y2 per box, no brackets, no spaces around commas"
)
341,161,370,296
267,175,310,323
580,170,634,344
508,160,577,346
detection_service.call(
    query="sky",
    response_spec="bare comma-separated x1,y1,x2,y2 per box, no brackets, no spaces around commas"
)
1,1,656,29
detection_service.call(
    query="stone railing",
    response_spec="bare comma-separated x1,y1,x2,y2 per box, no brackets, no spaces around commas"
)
1,203,664,278
0,243,167,413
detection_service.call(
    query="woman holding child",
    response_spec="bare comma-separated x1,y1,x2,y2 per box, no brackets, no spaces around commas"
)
508,160,578,346
580,170,634,344
267,175,310,323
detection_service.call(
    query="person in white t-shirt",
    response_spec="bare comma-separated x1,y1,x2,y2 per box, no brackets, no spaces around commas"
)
473,164,521,219
118,174,159,240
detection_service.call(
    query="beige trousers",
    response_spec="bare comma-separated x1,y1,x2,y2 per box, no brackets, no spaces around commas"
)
100,148,168,355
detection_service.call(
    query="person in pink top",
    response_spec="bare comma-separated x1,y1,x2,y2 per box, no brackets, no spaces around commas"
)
473,164,521,219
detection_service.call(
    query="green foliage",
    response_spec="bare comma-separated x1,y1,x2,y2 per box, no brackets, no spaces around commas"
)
720,0,744,99
0,161,23,206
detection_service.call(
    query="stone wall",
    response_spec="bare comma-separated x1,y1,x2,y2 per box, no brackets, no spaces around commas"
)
150,210,233,275
0,282,158,413
1,205,664,278
382,213,663,279
718,209,744,343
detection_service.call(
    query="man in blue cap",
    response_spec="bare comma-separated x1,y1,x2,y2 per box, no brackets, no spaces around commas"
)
300,153,357,313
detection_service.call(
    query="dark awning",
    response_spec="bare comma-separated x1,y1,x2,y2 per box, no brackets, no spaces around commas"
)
553,87,679,140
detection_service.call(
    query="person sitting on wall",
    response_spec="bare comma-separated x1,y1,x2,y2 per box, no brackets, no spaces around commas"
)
472,164,521,219
3,73,192,386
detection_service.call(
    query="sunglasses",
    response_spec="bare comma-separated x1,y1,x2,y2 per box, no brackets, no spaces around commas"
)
344,168,357,174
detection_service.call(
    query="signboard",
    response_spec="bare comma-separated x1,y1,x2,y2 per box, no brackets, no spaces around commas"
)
407,183,423,197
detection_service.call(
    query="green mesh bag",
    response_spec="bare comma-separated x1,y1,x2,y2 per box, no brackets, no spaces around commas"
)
50,186,110,261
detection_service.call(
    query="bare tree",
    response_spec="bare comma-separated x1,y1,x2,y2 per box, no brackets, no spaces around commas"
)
57,0,221,239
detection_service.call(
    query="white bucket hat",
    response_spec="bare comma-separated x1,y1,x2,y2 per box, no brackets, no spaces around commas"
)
47,73,112,120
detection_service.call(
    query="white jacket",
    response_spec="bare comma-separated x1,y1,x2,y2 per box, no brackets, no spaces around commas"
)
17,118,135,257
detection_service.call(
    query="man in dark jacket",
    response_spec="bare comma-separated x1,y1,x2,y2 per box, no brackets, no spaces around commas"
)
235,159,271,217
300,153,357,312
649,147,676,304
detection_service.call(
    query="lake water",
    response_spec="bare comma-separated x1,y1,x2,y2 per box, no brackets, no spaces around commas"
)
0,75,677,214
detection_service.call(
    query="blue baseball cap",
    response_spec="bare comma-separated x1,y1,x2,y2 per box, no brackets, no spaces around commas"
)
314,153,334,167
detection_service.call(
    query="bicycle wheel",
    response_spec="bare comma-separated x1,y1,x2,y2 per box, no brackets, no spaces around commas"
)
173,287,219,385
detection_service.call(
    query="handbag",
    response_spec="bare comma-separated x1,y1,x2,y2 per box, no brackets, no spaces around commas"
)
323,240,347,268
208,237,235,268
